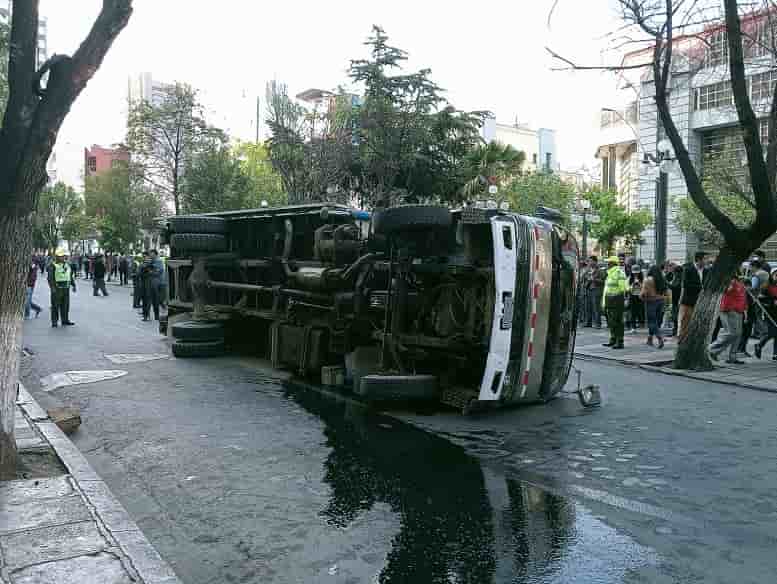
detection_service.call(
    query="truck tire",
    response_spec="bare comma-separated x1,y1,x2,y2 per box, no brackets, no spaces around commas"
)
171,321,225,342
168,216,227,234
172,339,225,358
372,205,451,235
170,233,227,253
357,374,438,401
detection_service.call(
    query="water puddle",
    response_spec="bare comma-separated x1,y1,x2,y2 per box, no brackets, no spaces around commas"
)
279,384,663,583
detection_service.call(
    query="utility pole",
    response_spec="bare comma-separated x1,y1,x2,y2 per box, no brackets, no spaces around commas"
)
256,95,261,144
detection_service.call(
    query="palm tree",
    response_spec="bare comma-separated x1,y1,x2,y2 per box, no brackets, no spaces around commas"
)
462,141,525,200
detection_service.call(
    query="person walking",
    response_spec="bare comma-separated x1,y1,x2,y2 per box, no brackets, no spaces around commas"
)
119,253,129,286
627,266,645,333
92,254,109,297
69,254,79,279
709,276,746,364
47,250,76,327
25,259,42,319
678,252,709,341
586,257,606,329
641,265,667,349
754,269,777,361
602,256,628,350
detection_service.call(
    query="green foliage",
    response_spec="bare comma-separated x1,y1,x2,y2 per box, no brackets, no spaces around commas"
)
126,82,225,214
0,19,8,124
233,141,286,207
461,141,525,199
675,155,756,249
585,186,652,255
34,182,83,250
84,164,163,251
184,141,287,213
347,27,487,206
266,27,488,207
265,81,354,204
504,173,576,220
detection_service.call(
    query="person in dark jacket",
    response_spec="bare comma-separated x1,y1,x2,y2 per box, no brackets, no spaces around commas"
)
678,252,709,341
92,254,109,296
119,254,129,286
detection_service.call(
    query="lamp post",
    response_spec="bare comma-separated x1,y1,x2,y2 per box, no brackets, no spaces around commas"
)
643,139,676,267
573,198,597,259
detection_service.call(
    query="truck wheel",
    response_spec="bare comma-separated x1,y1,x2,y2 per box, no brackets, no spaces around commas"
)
168,216,227,234
357,374,438,401
372,205,452,235
171,321,225,342
172,339,225,358
170,233,227,253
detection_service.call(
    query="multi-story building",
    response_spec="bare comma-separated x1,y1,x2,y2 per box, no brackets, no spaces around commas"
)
1,2,48,67
481,118,559,173
128,72,172,108
84,144,129,179
597,13,777,263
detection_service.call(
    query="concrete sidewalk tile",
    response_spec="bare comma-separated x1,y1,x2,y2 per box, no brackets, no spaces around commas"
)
0,521,109,570
0,477,74,506
0,495,90,535
9,551,133,584
111,529,180,583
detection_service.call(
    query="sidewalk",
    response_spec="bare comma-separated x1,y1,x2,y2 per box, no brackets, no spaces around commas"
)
0,384,181,584
575,325,777,393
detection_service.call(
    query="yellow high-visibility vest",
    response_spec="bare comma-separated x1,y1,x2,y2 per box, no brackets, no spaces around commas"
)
54,264,71,283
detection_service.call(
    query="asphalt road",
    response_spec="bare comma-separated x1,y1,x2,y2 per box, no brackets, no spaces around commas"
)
19,277,777,583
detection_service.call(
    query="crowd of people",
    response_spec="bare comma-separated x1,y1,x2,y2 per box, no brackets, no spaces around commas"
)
577,249,777,364
26,249,168,327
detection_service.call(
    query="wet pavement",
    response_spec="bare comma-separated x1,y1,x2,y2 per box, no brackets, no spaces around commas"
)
17,280,777,583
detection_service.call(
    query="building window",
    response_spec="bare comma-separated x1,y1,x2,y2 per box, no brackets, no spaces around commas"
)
532,153,537,165
87,156,97,173
704,30,728,68
701,120,769,170
694,80,733,110
110,159,122,169
545,152,552,171
750,70,777,103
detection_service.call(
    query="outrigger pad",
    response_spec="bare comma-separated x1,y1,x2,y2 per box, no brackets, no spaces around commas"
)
577,384,602,408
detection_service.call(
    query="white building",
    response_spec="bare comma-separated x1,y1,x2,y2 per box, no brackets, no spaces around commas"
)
480,118,559,173
128,72,172,108
597,15,777,264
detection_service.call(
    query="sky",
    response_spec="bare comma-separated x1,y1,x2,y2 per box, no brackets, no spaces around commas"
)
41,0,628,188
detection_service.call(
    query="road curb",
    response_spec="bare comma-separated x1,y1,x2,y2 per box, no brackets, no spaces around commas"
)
575,352,777,394
16,383,182,584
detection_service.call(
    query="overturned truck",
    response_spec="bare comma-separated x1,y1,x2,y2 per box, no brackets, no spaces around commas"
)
162,203,579,411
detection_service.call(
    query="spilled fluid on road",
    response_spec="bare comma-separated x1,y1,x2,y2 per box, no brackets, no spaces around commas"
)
282,384,660,583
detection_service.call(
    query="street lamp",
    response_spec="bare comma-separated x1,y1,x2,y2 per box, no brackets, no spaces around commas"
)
643,138,676,267
573,198,598,259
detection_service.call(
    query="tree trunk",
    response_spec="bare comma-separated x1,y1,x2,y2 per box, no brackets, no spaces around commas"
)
0,211,33,479
673,247,743,371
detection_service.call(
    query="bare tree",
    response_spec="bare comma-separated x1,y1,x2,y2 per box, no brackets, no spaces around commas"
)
550,0,777,370
126,83,224,214
0,0,132,478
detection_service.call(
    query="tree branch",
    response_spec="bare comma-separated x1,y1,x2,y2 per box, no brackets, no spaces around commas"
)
545,47,653,70
724,0,777,241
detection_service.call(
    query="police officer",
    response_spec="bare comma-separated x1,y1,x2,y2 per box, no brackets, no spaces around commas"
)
47,249,76,327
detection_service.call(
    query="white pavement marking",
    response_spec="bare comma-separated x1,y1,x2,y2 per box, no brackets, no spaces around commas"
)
40,370,128,392
104,353,170,364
